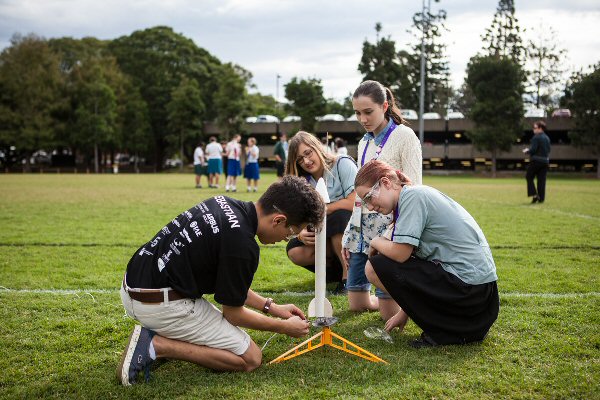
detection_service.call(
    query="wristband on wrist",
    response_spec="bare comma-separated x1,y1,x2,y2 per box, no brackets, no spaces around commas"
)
262,297,274,314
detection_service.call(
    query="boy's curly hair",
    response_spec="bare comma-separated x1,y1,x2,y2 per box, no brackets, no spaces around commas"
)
258,176,325,229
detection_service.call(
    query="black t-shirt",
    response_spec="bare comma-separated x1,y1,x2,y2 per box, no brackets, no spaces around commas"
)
125,196,259,307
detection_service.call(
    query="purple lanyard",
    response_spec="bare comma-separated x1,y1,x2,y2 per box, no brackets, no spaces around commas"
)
361,121,397,167
390,202,400,238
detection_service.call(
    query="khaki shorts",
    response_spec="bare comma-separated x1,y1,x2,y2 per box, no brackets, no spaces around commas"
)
120,286,251,356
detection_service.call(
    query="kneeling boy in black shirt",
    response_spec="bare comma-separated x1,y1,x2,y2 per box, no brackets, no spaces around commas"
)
117,176,325,385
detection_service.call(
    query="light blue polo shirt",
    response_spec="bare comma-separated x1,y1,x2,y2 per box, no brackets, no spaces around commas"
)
392,185,498,285
306,155,357,201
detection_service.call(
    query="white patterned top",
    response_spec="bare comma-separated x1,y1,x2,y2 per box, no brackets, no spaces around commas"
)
342,122,423,254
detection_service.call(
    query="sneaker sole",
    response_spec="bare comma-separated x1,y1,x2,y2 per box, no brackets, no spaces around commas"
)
116,325,142,386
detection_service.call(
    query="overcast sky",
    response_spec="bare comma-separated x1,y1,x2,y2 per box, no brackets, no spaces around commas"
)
1,0,599,103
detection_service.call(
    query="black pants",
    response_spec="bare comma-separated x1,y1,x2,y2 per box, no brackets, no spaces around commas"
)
370,255,499,345
275,161,285,177
526,160,548,202
285,209,351,284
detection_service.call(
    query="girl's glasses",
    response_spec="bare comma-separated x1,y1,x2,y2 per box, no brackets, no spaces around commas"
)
296,148,314,165
362,180,381,206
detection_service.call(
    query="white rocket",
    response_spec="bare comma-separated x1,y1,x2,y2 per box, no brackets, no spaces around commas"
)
308,177,333,318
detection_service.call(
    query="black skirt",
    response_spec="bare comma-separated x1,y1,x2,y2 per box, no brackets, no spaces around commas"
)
324,209,352,237
285,208,351,249
285,209,351,283
370,254,499,345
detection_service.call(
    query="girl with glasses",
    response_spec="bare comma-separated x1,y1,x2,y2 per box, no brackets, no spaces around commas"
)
353,160,499,348
285,131,358,294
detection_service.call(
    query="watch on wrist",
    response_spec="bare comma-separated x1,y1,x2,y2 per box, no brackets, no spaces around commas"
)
262,297,274,314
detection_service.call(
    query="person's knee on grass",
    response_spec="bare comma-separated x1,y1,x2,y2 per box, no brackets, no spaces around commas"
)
242,343,262,372
287,245,314,266
365,261,380,287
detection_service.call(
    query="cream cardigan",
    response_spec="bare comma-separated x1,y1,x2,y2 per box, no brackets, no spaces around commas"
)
357,123,422,185
342,123,423,253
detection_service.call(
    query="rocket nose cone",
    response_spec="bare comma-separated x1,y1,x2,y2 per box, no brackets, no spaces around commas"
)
315,178,330,203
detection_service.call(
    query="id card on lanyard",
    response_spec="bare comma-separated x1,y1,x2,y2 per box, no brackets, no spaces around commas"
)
360,121,397,167
352,121,397,251
356,120,397,211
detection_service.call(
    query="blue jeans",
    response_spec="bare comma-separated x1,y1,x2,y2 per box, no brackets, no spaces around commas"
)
346,252,390,299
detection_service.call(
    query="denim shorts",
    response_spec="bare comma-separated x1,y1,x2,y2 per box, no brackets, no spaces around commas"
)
346,252,390,299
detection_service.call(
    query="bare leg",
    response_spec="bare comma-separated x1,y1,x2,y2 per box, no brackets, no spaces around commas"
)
348,291,378,312
153,335,262,372
365,260,388,292
287,245,316,266
378,298,401,321
365,261,402,321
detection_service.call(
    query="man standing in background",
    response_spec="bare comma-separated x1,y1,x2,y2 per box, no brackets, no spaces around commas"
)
273,133,288,179
524,121,551,203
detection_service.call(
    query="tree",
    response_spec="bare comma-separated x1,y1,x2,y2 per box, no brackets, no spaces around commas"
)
213,63,250,138
450,82,475,115
71,58,120,173
466,55,524,177
50,37,140,171
358,13,450,113
394,49,420,109
564,64,600,178
407,3,451,114
284,77,327,132
246,93,281,119
0,34,63,171
109,26,220,169
166,76,204,170
325,95,353,118
49,36,111,162
358,24,404,90
120,85,151,173
525,27,568,109
481,0,526,66
357,23,420,109
49,36,108,74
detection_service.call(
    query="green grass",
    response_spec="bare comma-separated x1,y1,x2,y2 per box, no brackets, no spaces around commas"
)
0,172,599,399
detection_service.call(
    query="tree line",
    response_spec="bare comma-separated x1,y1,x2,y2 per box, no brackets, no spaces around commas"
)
360,0,598,176
0,0,598,174
0,24,357,172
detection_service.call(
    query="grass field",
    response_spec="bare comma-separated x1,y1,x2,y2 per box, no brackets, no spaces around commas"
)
0,172,599,399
